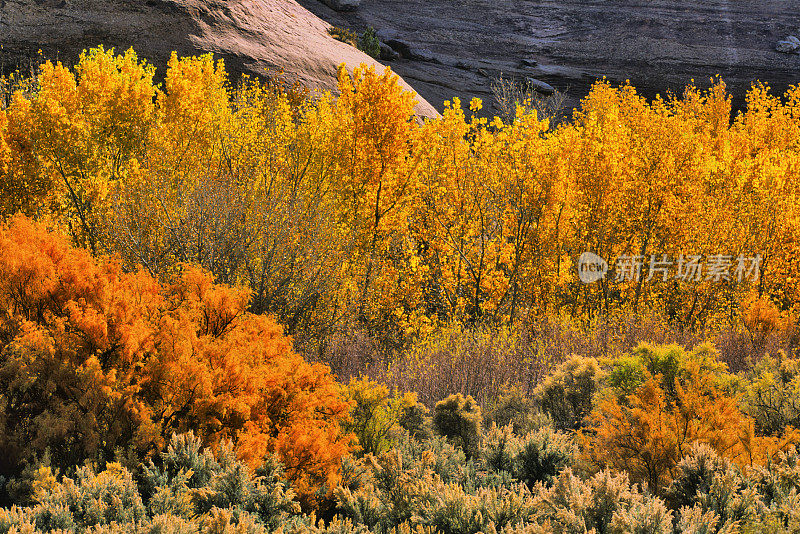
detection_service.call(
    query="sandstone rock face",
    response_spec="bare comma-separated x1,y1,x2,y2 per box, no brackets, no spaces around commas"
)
298,0,800,115
0,0,438,118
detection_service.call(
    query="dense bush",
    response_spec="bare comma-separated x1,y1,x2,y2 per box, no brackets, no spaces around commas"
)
606,343,730,399
342,378,420,456
0,434,305,534
0,217,351,506
739,352,800,436
665,443,763,530
357,28,381,59
532,355,603,431
141,433,300,528
479,423,575,490
511,429,575,490
585,344,799,495
433,395,483,459
531,468,672,534
484,386,546,435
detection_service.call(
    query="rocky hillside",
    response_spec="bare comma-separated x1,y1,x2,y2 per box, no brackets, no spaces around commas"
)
0,0,439,118
299,0,800,115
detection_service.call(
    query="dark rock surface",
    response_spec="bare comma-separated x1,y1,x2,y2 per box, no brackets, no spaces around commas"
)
319,0,360,12
298,0,800,115
0,0,439,118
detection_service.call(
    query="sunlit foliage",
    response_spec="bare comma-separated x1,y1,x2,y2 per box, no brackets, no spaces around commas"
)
0,216,350,504
3,48,799,348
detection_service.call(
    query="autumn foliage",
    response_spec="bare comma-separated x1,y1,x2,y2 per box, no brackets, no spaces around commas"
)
4,45,800,525
0,215,350,503
583,345,800,494
3,48,800,348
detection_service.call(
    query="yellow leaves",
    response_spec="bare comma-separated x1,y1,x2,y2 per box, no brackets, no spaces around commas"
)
30,466,58,502
0,110,10,179
5,44,800,341
469,97,483,113
161,52,228,127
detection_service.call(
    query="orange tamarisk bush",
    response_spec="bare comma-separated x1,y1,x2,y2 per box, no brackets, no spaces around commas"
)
0,216,351,504
583,359,800,495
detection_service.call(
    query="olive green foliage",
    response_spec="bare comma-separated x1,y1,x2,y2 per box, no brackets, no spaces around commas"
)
485,386,547,435
328,27,358,47
607,344,684,397
0,433,300,534
739,352,800,436
607,343,728,399
12,345,800,534
142,433,300,529
327,26,380,59
0,463,145,534
480,425,574,490
432,395,483,458
665,443,763,532
398,401,432,442
532,356,604,431
357,28,381,59
531,468,673,534
512,429,575,490
10,426,800,533
343,378,421,456
481,425,518,475
747,446,800,532
335,435,535,534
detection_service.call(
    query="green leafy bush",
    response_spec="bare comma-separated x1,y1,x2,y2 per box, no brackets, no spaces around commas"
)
398,399,432,441
343,378,420,456
412,483,535,534
666,444,764,532
395,432,471,487
357,28,381,59
143,433,300,529
739,352,800,436
433,394,483,458
0,463,145,534
532,356,603,431
532,468,671,534
485,385,545,435
607,343,728,400
481,425,517,475
327,26,380,59
512,428,575,489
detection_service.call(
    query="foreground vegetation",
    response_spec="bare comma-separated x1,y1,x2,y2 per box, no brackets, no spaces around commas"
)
3,46,800,532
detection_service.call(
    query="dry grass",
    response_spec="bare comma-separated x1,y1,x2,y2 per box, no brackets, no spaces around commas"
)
306,310,798,409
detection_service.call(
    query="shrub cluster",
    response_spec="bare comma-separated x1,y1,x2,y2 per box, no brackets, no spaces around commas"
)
5,340,800,532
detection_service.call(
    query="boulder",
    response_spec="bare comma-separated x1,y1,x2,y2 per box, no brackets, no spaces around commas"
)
525,77,555,95
384,38,412,58
379,41,399,61
776,36,800,54
408,47,439,63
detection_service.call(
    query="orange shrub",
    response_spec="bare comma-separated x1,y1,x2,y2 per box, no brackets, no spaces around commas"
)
0,215,351,503
583,359,799,494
